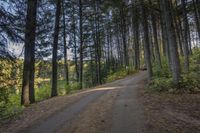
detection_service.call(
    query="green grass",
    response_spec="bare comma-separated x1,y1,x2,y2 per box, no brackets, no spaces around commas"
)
148,48,200,93
106,68,137,83
35,80,82,101
0,66,137,121
0,94,23,121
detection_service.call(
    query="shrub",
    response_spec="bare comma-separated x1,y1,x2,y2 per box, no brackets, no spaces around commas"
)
0,94,23,121
148,72,200,94
106,68,136,83
148,77,173,92
35,83,51,101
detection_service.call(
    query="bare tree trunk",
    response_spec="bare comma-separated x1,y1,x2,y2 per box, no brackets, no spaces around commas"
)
149,0,162,69
120,5,128,68
72,5,79,82
51,0,61,97
181,0,190,72
62,0,69,85
21,0,37,105
160,0,181,84
79,0,83,88
192,0,200,41
141,0,153,81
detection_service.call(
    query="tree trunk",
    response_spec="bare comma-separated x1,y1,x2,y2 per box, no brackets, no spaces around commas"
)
72,5,79,82
132,1,140,70
120,5,128,68
149,0,162,69
192,0,200,40
79,0,83,89
141,0,153,81
181,0,190,72
62,1,69,85
160,0,181,84
51,0,61,97
21,0,37,106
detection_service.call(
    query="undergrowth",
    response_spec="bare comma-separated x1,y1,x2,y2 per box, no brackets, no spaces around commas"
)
106,68,137,83
148,48,200,94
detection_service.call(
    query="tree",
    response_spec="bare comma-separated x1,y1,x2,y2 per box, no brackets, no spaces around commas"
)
160,0,181,84
141,0,153,81
181,0,190,72
51,0,61,97
62,0,69,85
149,0,162,69
21,0,38,105
132,0,140,70
79,0,83,88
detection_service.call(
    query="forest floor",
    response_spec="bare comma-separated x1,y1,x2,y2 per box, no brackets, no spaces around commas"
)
1,71,200,133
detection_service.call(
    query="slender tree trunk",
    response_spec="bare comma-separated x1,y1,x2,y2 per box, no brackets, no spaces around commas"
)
132,1,140,70
196,0,200,24
62,1,69,85
160,0,181,84
149,0,162,69
192,0,200,40
181,0,190,72
141,0,153,81
29,39,35,104
51,0,61,97
79,0,83,88
21,0,37,105
72,5,79,82
120,5,128,68
160,16,167,57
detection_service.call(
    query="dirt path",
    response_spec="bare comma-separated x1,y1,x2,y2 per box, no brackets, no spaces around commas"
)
15,71,147,133
2,71,200,133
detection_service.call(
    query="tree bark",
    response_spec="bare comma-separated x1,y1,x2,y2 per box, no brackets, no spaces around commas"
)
62,0,69,85
51,0,61,97
149,0,162,69
160,0,181,84
141,0,153,81
72,5,79,82
181,0,190,72
132,0,140,70
21,0,37,105
79,0,83,88
192,0,200,40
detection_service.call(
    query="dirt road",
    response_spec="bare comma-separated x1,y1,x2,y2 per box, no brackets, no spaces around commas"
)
17,71,146,133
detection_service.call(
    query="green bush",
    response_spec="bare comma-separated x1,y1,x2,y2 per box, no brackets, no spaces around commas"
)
177,72,200,93
149,48,200,93
35,83,51,101
106,68,136,83
0,94,23,120
148,77,173,92
153,57,171,78
148,70,200,93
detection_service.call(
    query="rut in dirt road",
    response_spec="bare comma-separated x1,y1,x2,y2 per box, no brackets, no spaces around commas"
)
22,71,147,133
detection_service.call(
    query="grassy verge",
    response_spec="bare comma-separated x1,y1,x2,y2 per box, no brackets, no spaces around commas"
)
148,48,200,94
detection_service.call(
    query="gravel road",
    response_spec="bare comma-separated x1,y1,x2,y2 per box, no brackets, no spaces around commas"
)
5,71,147,133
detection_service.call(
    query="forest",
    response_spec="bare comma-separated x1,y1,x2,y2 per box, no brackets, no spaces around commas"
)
0,0,200,130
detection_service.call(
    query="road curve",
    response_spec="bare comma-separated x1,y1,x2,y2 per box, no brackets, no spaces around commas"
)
22,71,147,133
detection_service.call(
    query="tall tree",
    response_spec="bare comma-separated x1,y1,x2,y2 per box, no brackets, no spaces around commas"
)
21,0,37,105
79,0,83,88
181,0,190,72
160,0,181,84
141,0,153,81
149,0,162,69
51,0,61,97
132,0,140,70
62,0,69,85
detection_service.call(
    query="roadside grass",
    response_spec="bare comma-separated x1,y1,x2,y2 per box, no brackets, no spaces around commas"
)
148,48,200,94
0,66,138,121
105,68,138,83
